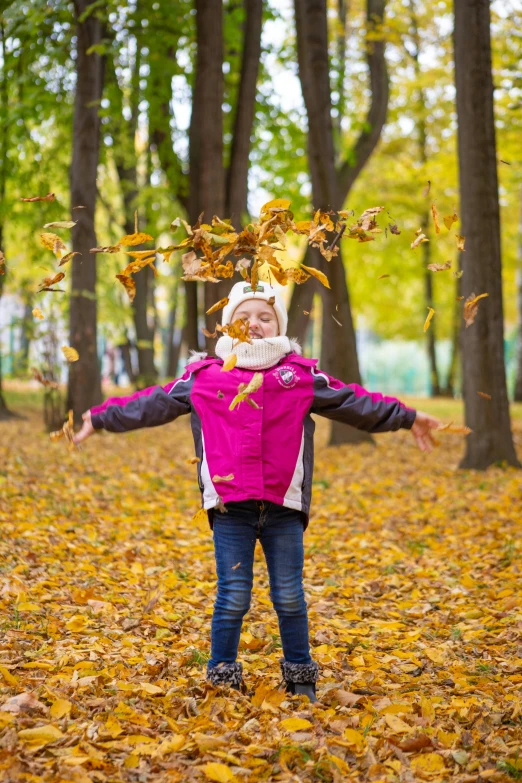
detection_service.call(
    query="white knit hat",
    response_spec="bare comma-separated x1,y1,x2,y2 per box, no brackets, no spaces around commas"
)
221,281,288,336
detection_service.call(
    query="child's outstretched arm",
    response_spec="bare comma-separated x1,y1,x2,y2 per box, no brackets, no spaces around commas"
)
72,370,194,446
310,368,441,452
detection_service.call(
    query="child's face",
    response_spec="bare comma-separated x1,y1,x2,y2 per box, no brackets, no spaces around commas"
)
231,299,279,339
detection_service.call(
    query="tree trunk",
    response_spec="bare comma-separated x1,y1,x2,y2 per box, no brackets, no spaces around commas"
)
0,21,14,420
117,338,136,385
514,187,522,402
453,0,519,468
18,299,33,374
187,0,225,350
294,0,377,446
67,0,104,424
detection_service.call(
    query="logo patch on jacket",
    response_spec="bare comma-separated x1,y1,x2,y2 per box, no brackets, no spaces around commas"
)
274,365,299,388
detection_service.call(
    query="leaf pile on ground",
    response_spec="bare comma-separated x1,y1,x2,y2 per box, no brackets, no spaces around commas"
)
0,407,521,783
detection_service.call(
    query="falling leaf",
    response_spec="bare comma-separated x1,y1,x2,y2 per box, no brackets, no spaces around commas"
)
20,192,55,202
58,251,81,267
37,272,65,292
212,474,235,483
90,245,122,254
43,221,77,229
62,346,79,363
422,181,431,197
118,232,154,247
31,368,58,389
456,234,466,251
186,457,201,464
32,308,44,320
431,203,440,234
301,264,330,288
436,421,472,435
50,410,76,448
280,717,312,731
443,210,458,230
389,222,401,235
411,232,429,250
221,354,238,372
378,274,390,279
232,562,241,570
40,233,67,257
427,261,451,272
331,315,342,327
116,274,137,302
464,292,488,328
260,198,291,215
0,249,4,274
424,307,435,332
202,328,217,338
477,391,491,400
229,373,263,410
453,270,464,279
206,297,229,315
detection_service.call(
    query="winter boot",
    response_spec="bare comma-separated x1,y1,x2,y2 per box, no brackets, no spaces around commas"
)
280,658,319,704
206,661,243,692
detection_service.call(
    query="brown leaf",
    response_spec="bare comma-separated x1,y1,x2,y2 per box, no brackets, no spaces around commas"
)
0,249,4,274
464,292,488,328
37,272,65,292
389,222,401,235
431,203,440,234
411,232,429,250
212,474,235,483
116,274,137,302
422,181,431,197
396,734,434,752
427,261,451,272
202,328,217,338
1,693,48,715
90,245,122,254
378,274,390,279
40,233,67,257
456,234,466,251
20,192,55,202
477,391,492,400
58,251,81,267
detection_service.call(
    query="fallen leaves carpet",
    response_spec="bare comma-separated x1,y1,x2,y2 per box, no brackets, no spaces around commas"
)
1,407,521,783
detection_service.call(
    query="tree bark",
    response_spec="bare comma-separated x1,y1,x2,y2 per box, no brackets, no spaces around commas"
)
453,0,519,468
187,0,225,350
294,0,386,445
514,187,522,402
67,0,104,424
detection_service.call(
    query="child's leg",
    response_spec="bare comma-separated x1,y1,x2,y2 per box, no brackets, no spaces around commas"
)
260,504,319,685
207,502,258,687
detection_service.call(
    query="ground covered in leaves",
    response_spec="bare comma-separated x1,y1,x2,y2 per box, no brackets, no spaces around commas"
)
1,394,522,783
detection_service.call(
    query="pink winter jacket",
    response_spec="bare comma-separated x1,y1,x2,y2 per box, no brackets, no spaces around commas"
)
90,352,416,528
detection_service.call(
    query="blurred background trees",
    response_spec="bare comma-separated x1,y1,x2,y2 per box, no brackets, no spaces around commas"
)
0,0,521,465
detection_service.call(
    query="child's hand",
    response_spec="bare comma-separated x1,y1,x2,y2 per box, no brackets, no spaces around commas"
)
410,411,442,453
72,411,94,445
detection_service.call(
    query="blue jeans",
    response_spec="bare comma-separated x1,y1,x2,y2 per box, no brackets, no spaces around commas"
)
208,500,312,667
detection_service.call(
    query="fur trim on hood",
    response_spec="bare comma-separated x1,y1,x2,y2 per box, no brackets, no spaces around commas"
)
186,338,302,366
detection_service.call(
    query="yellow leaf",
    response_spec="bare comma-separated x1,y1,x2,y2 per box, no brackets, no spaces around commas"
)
118,232,154,247
0,712,14,728
301,264,331,287
221,354,237,372
421,696,436,723
154,735,185,756
431,203,440,234
65,615,88,632
212,474,235,483
200,762,238,782
206,297,229,315
384,714,412,733
343,728,367,754
425,648,444,665
124,754,140,768
260,198,291,214
0,666,18,686
280,717,312,731
410,752,446,778
62,346,79,363
443,210,458,230
424,307,435,332
18,724,63,745
16,602,41,612
32,308,45,320
140,682,164,695
50,699,72,719
456,234,466,251
104,714,123,738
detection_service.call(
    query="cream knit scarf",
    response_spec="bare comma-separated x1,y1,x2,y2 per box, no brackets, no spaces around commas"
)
214,335,298,370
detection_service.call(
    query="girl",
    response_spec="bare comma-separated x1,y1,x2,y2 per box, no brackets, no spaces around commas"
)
73,281,440,703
